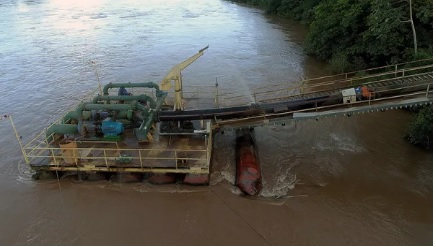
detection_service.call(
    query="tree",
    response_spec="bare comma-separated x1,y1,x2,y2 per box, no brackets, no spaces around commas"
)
304,0,372,71
305,0,371,59
271,0,322,23
233,0,432,70
363,0,411,65
395,0,417,55
406,0,418,55
404,106,433,150
397,0,433,55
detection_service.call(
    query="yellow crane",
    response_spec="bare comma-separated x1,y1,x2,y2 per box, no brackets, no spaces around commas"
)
160,45,209,111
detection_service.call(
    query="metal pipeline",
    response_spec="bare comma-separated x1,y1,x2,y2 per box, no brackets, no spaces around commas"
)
50,83,167,141
103,82,164,97
135,93,167,140
135,103,148,117
92,95,157,108
158,106,261,121
46,124,79,142
62,110,80,123
158,96,329,121
70,103,135,122
82,103,134,111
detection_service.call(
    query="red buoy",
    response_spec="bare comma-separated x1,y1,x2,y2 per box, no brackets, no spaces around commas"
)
235,129,262,196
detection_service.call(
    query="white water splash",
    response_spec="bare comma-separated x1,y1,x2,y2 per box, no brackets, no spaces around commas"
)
314,133,366,154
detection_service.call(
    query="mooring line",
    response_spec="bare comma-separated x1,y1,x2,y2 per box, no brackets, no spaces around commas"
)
55,171,83,244
55,171,65,204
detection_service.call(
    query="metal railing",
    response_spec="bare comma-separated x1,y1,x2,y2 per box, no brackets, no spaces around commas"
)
164,84,221,109
215,60,433,106
215,81,433,128
23,145,210,173
21,87,214,173
17,59,433,171
253,58,433,93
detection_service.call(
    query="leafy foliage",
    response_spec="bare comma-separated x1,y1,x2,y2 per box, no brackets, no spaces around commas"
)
269,0,322,23
232,0,432,71
404,106,433,151
305,0,371,64
362,0,411,65
304,0,432,71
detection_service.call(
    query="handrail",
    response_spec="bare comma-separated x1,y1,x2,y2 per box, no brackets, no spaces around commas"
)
255,71,433,104
253,58,433,92
22,59,433,162
24,147,209,152
217,67,432,106
24,145,209,169
254,64,432,96
216,90,432,127
23,88,99,149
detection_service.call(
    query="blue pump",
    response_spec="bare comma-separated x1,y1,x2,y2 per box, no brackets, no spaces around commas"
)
101,120,124,136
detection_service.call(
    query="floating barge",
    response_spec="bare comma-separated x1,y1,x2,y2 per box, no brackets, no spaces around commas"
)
23,84,213,183
22,46,214,184
12,48,431,192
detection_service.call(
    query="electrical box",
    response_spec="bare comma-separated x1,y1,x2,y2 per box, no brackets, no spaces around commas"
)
342,88,356,104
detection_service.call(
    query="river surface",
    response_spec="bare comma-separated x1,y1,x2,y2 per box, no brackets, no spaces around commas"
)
0,0,432,245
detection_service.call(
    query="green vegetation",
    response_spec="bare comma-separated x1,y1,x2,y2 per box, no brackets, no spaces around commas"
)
405,106,433,151
230,0,432,72
305,0,432,72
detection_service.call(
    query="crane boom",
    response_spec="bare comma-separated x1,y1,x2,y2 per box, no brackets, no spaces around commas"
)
160,46,209,110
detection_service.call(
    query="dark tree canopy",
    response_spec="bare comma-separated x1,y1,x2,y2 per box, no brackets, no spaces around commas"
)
230,0,433,72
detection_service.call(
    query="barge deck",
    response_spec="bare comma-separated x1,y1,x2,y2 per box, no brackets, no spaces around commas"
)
25,120,212,175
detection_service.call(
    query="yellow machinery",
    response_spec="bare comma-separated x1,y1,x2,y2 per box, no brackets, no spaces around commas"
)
160,46,209,111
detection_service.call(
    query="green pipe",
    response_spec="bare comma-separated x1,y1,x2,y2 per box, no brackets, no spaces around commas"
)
92,95,156,107
46,124,79,142
142,95,167,130
135,93,167,140
82,103,134,111
103,82,163,96
62,110,80,123
75,103,85,120
136,103,151,119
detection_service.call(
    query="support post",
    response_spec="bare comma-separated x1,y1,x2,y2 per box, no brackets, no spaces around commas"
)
215,79,219,108
103,150,109,168
175,150,178,170
139,150,143,169
50,148,58,167
9,115,30,164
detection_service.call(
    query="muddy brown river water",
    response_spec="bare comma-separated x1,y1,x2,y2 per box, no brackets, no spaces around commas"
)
0,0,432,245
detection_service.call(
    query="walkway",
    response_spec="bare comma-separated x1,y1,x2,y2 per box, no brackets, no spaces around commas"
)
174,59,433,129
